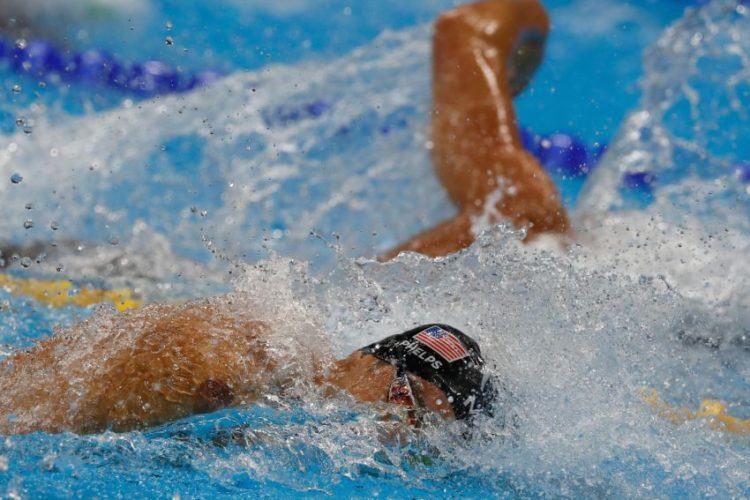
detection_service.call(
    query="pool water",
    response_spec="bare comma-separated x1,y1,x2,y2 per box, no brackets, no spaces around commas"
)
0,0,749,497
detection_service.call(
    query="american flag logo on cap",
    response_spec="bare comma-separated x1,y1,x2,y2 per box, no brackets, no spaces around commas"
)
414,325,470,363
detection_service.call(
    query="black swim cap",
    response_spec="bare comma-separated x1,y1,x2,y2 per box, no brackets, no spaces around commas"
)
360,324,497,421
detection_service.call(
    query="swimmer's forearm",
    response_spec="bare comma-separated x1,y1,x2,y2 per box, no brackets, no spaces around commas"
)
381,181,568,260
423,0,566,250
380,212,475,260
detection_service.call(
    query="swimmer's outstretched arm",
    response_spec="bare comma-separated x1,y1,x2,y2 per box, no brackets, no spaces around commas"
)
0,300,279,434
385,0,569,259
0,298,445,435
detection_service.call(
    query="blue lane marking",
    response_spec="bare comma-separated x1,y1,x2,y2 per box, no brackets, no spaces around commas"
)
0,36,221,96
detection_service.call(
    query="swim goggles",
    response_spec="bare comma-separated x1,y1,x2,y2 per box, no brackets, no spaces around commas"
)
387,366,423,428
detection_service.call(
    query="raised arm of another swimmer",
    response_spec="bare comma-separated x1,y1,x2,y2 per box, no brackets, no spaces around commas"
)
384,0,569,259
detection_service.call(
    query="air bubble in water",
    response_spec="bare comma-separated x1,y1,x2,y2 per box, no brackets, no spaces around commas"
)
10,84,21,94
109,236,120,246
50,221,59,230
165,37,174,46
22,219,33,229
9,173,22,184
19,257,32,268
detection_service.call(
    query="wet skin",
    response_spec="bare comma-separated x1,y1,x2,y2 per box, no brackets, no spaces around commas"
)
0,0,561,434
384,0,569,259
0,301,453,434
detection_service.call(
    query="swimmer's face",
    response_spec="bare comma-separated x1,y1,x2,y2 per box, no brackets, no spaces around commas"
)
349,352,455,421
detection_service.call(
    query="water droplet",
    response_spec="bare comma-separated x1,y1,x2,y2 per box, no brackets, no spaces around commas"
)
10,84,21,94
190,206,197,214
19,257,32,268
10,173,22,184
165,36,174,46
24,203,32,210
165,21,173,30
50,221,59,231
56,264,64,272
23,219,33,229
200,210,208,217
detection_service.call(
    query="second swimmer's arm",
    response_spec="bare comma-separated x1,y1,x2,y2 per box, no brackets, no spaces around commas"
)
381,147,569,261
379,212,474,260
385,0,568,260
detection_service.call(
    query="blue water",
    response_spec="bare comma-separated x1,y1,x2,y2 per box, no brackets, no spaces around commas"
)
0,0,688,238
0,1,685,146
1,0,749,497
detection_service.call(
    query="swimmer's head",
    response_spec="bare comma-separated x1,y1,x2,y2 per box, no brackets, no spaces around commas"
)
360,324,498,421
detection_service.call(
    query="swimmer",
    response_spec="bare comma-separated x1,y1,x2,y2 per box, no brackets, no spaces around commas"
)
385,0,569,259
0,306,496,434
0,0,556,434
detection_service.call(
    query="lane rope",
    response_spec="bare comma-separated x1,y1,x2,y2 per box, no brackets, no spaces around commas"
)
642,388,750,436
0,36,221,96
0,273,140,311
